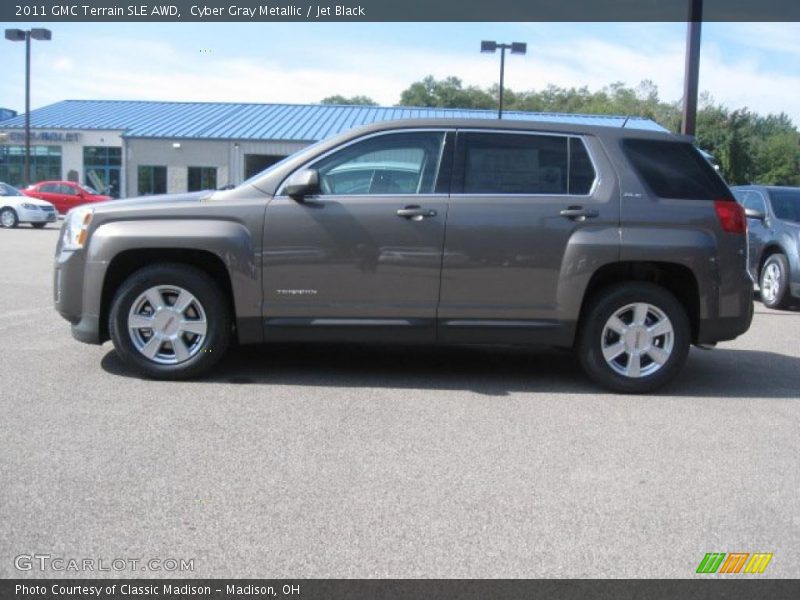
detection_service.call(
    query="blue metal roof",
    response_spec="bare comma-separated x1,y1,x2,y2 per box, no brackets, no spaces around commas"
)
0,99,667,141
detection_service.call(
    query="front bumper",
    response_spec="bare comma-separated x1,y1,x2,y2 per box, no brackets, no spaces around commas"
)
54,244,106,345
18,206,57,223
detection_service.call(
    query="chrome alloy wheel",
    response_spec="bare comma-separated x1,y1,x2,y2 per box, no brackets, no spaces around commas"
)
127,285,208,365
760,262,781,304
600,302,675,378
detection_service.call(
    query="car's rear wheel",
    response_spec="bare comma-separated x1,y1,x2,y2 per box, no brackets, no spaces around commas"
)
109,263,232,379
759,254,790,310
577,282,690,394
0,207,18,228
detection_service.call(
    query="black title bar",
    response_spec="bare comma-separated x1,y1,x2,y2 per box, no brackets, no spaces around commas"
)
2,0,800,22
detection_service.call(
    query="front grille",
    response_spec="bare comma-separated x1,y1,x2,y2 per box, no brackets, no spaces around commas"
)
41,205,55,212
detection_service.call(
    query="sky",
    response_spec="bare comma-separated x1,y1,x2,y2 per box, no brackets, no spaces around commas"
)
1,21,799,125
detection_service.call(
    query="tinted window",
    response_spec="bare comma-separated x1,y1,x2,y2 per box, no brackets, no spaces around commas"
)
40,183,60,193
138,166,167,195
462,133,567,194
459,133,596,195
570,137,595,195
313,132,445,195
59,184,77,195
188,166,217,191
622,139,730,200
769,189,800,223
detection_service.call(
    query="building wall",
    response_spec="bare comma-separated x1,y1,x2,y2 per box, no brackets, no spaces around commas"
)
124,138,308,197
0,128,124,189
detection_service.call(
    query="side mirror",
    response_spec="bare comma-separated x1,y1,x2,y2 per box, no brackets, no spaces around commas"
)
744,207,765,221
284,169,320,200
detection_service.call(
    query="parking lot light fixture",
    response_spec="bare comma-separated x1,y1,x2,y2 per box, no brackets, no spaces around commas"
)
481,40,527,119
4,27,53,186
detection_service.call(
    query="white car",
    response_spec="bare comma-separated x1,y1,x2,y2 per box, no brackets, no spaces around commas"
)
0,182,58,228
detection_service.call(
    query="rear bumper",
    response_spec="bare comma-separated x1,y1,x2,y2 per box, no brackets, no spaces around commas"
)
697,300,754,344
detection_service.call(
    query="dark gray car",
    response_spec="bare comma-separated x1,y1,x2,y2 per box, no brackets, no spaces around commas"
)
732,185,800,309
54,119,754,393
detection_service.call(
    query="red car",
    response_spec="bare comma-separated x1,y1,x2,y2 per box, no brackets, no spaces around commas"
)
23,180,112,214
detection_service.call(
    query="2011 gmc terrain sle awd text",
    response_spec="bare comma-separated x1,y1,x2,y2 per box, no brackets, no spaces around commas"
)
53,118,753,393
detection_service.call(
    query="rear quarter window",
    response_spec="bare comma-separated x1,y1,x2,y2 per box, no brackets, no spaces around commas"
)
622,139,730,200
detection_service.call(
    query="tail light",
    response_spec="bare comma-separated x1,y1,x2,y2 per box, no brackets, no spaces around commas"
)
714,199,746,234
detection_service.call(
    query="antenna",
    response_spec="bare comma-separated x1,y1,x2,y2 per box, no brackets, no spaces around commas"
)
621,115,630,128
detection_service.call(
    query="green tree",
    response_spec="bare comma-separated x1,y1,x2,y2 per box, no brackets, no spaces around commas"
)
390,76,799,184
320,95,378,106
399,76,495,109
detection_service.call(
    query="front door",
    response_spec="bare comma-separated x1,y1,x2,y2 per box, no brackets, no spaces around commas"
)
262,130,452,343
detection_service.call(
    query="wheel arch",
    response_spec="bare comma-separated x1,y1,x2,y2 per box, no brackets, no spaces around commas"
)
757,243,788,280
100,249,236,344
577,261,701,344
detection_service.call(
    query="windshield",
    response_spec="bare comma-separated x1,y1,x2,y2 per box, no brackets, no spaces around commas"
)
0,182,22,196
80,184,100,195
769,190,800,223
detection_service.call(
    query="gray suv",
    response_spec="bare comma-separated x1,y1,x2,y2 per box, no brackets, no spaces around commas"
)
732,185,800,309
54,119,754,393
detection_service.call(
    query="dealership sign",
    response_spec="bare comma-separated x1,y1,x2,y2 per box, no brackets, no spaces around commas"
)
2,131,81,143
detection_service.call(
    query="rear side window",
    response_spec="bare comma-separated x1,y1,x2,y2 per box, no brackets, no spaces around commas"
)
458,132,596,195
622,139,730,200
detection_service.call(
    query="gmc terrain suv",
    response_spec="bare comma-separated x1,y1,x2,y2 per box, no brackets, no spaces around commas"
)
54,119,753,393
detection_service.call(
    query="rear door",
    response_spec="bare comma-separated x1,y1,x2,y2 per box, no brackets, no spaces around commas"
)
438,129,618,345
262,129,453,343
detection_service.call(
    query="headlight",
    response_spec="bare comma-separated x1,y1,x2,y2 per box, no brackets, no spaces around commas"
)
21,202,38,210
61,206,94,251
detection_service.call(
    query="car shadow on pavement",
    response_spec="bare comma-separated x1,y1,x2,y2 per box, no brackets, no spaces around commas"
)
101,343,800,398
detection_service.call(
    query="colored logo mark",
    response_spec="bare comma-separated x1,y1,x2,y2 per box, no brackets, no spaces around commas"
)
696,552,773,574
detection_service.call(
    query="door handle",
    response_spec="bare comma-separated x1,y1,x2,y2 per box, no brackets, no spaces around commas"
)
397,206,437,220
559,206,599,220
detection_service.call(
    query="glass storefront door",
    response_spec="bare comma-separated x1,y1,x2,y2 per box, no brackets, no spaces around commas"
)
83,146,122,197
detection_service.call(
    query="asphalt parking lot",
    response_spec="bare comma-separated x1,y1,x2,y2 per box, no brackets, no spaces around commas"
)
1,224,798,579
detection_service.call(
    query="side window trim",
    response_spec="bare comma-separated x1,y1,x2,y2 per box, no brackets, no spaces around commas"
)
450,129,599,197
276,128,454,197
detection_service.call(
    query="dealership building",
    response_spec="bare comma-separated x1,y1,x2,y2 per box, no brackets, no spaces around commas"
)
0,99,664,198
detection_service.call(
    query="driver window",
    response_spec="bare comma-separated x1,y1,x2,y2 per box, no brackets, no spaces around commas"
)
313,132,445,196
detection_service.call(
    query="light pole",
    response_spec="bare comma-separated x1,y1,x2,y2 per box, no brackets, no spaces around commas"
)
481,40,526,119
5,27,52,186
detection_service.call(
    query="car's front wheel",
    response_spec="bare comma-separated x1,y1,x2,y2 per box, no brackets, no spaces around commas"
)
759,254,790,310
0,207,18,228
109,263,232,379
577,282,690,394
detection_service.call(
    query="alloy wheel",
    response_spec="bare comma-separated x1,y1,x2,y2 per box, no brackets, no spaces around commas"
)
600,302,675,378
127,285,208,365
761,263,781,304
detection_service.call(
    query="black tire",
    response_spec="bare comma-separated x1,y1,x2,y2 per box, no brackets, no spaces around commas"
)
0,207,18,229
759,254,791,310
577,282,691,394
31,222,47,229
109,263,232,380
